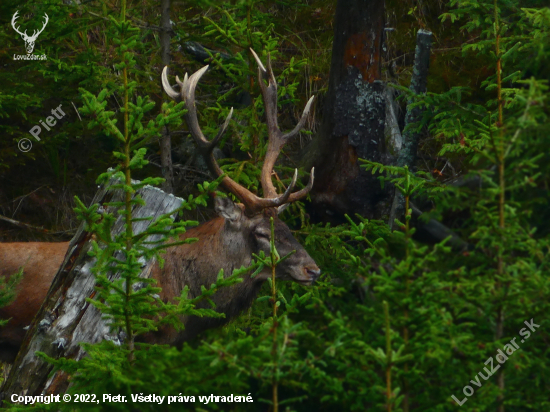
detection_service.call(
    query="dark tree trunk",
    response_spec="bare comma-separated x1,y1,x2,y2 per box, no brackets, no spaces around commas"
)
301,7,465,248
303,0,390,223
160,0,174,193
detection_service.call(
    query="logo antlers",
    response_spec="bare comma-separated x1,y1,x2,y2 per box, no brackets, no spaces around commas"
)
11,11,49,54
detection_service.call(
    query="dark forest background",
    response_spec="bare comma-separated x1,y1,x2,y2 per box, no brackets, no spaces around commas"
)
0,0,549,411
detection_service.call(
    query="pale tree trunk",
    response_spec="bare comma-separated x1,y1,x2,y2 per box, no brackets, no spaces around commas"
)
397,29,433,168
389,29,433,229
0,181,182,400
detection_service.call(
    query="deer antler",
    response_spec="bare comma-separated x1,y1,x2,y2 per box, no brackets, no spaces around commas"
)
249,49,315,202
162,53,314,215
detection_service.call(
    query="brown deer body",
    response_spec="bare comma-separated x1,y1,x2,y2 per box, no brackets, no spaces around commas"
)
0,242,69,362
146,199,320,346
0,50,319,363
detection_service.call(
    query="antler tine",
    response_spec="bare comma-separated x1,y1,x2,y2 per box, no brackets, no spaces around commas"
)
240,168,299,212
251,49,284,198
163,65,230,154
250,49,278,137
181,65,209,100
274,168,298,204
212,107,234,145
175,73,186,90
250,48,266,72
250,48,316,202
286,167,314,203
179,65,213,150
281,95,315,141
161,66,180,100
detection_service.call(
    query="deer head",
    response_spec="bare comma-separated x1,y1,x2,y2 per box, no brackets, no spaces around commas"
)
11,11,49,54
161,49,320,285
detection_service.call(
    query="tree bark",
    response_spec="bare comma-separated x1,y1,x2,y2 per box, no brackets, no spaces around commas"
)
389,29,433,229
397,29,433,168
300,7,465,249
0,181,183,400
303,0,389,223
160,0,174,193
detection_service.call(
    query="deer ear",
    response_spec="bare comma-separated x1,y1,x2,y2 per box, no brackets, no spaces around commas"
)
214,196,242,223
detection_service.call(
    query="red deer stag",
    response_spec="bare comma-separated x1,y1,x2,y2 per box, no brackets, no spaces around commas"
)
0,50,319,362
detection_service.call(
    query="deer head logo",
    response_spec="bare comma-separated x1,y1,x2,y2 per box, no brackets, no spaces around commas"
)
11,11,49,55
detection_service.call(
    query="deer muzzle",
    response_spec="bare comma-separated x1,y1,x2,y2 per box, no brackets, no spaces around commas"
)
296,265,321,285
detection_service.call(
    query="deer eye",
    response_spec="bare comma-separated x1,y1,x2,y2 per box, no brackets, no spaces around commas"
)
254,230,270,240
